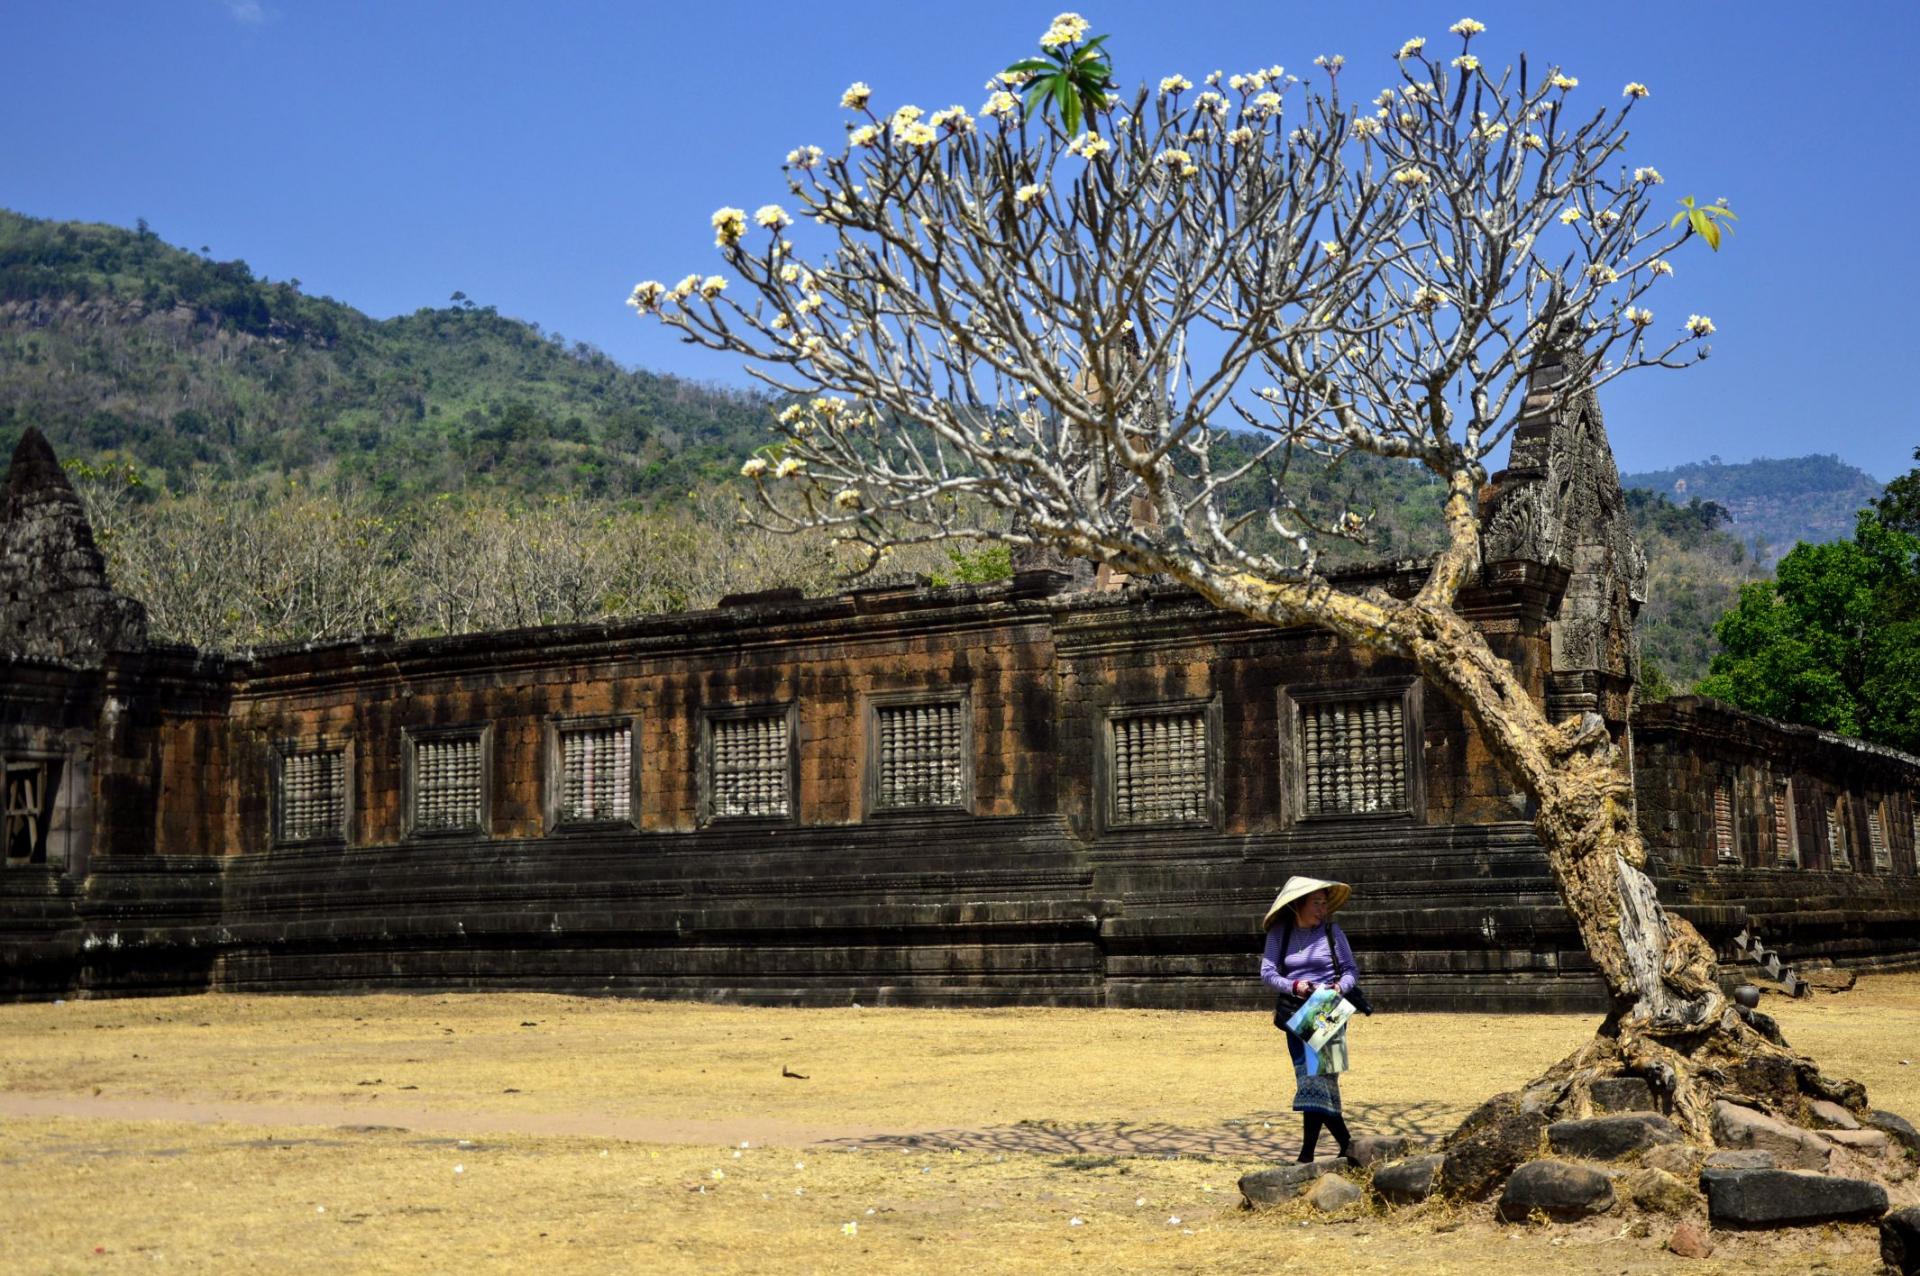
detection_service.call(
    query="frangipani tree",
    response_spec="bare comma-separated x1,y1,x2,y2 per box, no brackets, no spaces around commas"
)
632,14,1858,1136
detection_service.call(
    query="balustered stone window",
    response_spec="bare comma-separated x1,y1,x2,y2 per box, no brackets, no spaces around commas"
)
545,716,638,830
3,755,58,866
1284,681,1421,821
1827,794,1853,870
1712,783,1740,865
1102,702,1218,828
866,694,970,814
275,740,349,846
1773,780,1799,869
702,705,797,824
1868,802,1891,871
406,726,490,837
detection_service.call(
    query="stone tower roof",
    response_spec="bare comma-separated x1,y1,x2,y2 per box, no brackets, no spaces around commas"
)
1480,346,1647,724
0,428,147,666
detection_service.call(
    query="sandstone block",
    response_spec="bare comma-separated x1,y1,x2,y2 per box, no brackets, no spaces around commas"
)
1307,1174,1362,1212
1823,1129,1890,1156
1799,967,1857,992
1626,1167,1699,1214
1809,1098,1861,1130
1548,1114,1682,1160
1704,1149,1775,1170
1496,1159,1616,1222
1643,1144,1701,1177
1372,1154,1443,1205
1712,1100,1831,1171
1700,1167,1887,1227
1870,1111,1920,1158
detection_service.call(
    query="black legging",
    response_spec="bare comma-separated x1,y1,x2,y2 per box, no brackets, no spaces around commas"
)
1297,1112,1351,1162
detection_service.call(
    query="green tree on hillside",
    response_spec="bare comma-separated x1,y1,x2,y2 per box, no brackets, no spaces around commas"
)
1698,508,1920,750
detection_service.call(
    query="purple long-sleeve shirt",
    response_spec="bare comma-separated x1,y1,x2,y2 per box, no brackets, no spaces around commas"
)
1260,922,1358,996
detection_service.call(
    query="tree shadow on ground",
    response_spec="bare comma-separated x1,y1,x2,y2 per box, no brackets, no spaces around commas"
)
822,1097,1460,1161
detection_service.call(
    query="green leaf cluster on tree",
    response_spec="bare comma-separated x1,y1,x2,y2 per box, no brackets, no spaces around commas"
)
1698,501,1920,751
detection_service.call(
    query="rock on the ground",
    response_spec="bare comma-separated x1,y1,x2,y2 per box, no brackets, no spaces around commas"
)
1712,1100,1832,1171
1870,1111,1920,1157
1824,1129,1890,1157
1668,1220,1714,1258
1700,1167,1888,1227
1238,1161,1333,1208
1808,1098,1861,1130
1590,1076,1658,1114
1345,1134,1408,1168
1496,1159,1616,1223
1548,1114,1682,1161
1372,1154,1443,1206
1625,1167,1699,1214
1704,1149,1775,1170
1441,1110,1548,1200
1799,966,1857,992
1307,1174,1362,1212
1643,1144,1701,1177
1884,1206,1920,1276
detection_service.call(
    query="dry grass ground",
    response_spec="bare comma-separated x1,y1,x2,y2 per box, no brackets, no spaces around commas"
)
1,975,1915,1274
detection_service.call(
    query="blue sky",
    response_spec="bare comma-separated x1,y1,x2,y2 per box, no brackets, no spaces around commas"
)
8,1,1917,478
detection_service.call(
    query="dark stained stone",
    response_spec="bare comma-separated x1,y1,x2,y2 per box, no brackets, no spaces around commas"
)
1441,1110,1548,1200
1371,1154,1444,1206
1884,1206,1920,1276
1548,1114,1682,1160
1624,1167,1698,1214
1700,1168,1887,1228
1238,1161,1335,1208
1345,1134,1409,1168
1496,1159,1616,1222
1589,1076,1658,1114
1870,1110,1920,1158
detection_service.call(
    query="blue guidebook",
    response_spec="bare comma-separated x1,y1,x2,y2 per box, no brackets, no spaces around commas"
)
1285,987,1356,1075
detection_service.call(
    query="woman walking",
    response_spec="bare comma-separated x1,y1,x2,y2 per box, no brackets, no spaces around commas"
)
1260,875,1359,1163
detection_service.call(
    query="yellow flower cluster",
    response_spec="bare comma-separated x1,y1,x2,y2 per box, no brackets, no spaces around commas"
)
849,124,880,148
786,145,824,169
1066,132,1111,158
1410,285,1448,312
1625,307,1654,328
754,204,792,230
740,457,769,478
1390,167,1432,187
898,122,938,147
930,105,974,132
777,403,807,425
1452,54,1480,71
1623,82,1650,99
1159,74,1192,95
1193,90,1229,117
891,105,923,129
711,207,747,247
1251,90,1282,115
832,488,863,511
1550,73,1579,90
1686,314,1715,337
1226,126,1255,145
1584,263,1619,285
1472,117,1507,141
1520,133,1545,151
1448,17,1485,36
982,90,1020,119
1557,207,1583,224
1649,259,1674,277
841,82,871,110
626,280,667,315
1155,148,1198,177
1351,117,1382,139
1040,11,1089,48
1320,240,1343,258
1311,54,1345,70
1633,166,1664,185
1014,182,1046,205
1397,36,1426,59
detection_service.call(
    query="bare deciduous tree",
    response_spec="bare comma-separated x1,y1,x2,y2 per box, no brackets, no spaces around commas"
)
633,19,1858,1135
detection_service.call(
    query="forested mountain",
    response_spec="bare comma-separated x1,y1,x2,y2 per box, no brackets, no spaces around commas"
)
0,209,772,499
1622,454,1885,566
0,210,1826,682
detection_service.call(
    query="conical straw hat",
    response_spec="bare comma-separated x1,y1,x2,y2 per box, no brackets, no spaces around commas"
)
1261,875,1352,930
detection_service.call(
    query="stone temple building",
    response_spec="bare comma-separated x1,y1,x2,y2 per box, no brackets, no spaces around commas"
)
3,370,1917,1009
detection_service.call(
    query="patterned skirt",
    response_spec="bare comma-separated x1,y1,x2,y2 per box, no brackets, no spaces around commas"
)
1284,1028,1344,1116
